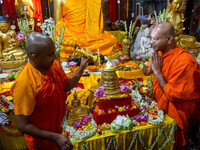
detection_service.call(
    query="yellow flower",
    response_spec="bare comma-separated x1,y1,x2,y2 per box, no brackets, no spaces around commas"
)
118,107,123,112
143,80,148,86
2,108,9,113
6,96,13,101
132,105,137,109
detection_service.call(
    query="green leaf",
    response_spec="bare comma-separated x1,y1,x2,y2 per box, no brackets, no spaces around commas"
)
70,138,78,144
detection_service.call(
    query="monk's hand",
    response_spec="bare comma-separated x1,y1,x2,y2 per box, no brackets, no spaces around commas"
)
54,134,73,150
150,51,162,75
80,56,91,70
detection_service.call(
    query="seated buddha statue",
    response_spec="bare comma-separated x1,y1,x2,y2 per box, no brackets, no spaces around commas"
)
137,28,153,57
2,38,26,61
0,17,27,68
132,19,152,57
54,0,120,60
67,91,88,125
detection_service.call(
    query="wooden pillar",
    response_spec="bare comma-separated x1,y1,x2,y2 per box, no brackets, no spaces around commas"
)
40,0,51,21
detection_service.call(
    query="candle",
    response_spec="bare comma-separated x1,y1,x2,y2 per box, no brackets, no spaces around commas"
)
97,49,100,68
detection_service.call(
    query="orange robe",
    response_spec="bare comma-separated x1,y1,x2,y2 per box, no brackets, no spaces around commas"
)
153,46,200,146
56,0,120,60
11,60,69,150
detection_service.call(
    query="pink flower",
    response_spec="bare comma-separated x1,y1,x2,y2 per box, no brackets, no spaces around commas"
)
98,85,105,91
119,56,125,60
135,114,148,122
82,116,91,124
94,85,106,97
136,55,141,59
132,119,137,125
120,84,129,93
72,121,84,128
189,51,195,54
16,33,25,41
69,61,77,65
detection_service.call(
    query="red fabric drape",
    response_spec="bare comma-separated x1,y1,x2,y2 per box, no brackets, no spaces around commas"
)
32,0,43,32
108,0,116,22
3,0,19,31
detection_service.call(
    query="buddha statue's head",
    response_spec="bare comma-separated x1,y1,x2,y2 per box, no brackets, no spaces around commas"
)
0,16,10,33
72,91,81,109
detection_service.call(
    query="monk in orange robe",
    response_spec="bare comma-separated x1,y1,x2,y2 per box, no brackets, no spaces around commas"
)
143,22,200,149
55,0,120,60
11,32,91,150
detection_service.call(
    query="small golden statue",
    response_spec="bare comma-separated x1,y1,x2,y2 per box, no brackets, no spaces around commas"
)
15,0,34,19
167,0,187,36
0,18,27,69
122,34,131,60
167,0,200,53
67,91,88,125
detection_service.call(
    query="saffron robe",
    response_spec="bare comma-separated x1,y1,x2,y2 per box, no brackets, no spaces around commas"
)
11,60,69,150
152,46,200,146
56,0,120,60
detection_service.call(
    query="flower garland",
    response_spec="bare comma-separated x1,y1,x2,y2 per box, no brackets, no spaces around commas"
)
147,107,164,125
0,110,10,125
62,115,97,140
0,95,14,110
130,89,164,125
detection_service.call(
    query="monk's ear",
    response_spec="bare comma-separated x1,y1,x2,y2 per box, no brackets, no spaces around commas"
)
167,35,173,44
30,54,39,63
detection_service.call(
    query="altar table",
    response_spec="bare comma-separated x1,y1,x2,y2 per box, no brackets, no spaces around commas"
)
0,114,176,150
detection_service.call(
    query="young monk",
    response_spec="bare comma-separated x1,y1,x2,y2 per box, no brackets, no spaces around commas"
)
143,22,200,149
11,32,91,150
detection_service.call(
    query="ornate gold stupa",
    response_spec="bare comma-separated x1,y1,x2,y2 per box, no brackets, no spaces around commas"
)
98,61,120,96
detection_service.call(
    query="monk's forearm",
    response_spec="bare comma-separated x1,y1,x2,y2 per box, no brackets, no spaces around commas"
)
18,123,58,141
65,66,85,91
143,66,153,76
154,72,167,92
15,115,58,142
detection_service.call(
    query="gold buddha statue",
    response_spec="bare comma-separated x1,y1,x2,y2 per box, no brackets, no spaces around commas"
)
15,0,34,19
167,0,200,53
167,0,186,36
2,38,26,61
67,91,88,125
0,19,27,69
54,0,120,60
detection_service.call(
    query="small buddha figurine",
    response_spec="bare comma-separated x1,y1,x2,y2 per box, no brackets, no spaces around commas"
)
122,34,131,60
2,38,26,61
15,0,34,19
67,91,88,125
0,19,16,58
0,20,26,60
0,17,27,68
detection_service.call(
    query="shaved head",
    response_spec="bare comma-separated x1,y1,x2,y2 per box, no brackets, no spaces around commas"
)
151,22,176,54
26,32,56,71
154,22,175,37
26,32,54,56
